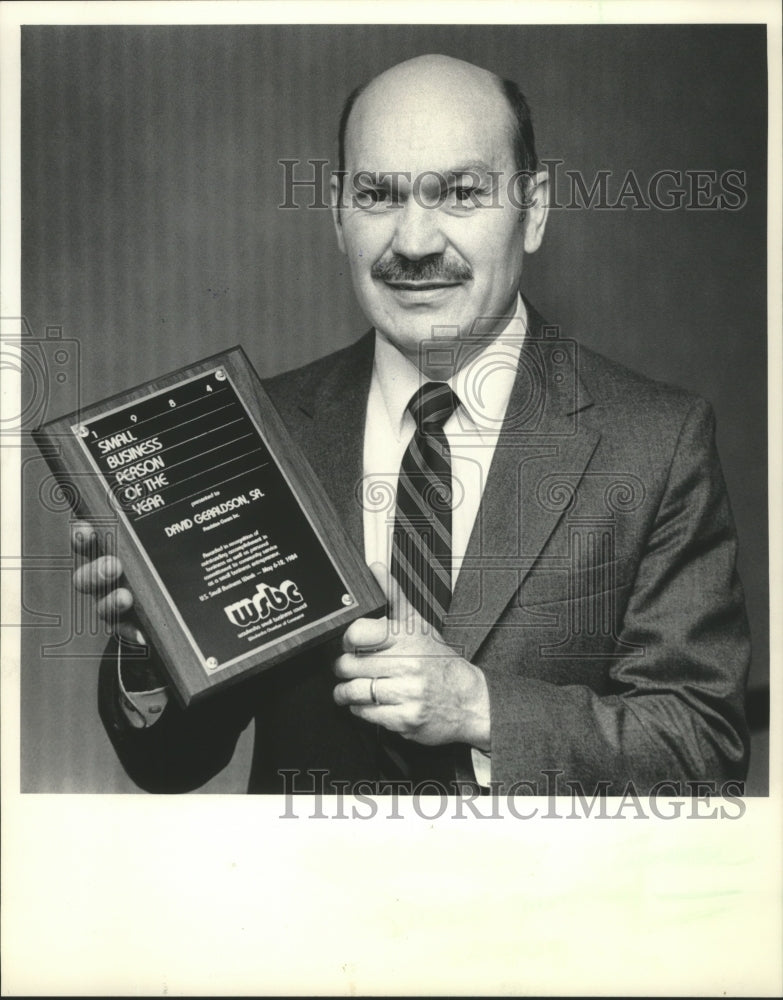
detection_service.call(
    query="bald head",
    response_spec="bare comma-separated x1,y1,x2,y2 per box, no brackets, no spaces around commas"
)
337,54,537,183
330,53,549,364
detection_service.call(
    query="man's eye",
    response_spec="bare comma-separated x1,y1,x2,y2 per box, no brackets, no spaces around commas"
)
354,188,395,209
449,185,485,209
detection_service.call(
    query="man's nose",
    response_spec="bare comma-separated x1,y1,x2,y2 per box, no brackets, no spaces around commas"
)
390,198,447,260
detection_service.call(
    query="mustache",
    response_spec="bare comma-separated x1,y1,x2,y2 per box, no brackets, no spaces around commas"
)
370,253,473,283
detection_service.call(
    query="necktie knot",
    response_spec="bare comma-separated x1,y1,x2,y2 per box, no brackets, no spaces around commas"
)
408,382,459,433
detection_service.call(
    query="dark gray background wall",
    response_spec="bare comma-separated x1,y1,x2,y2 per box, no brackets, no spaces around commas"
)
19,23,768,792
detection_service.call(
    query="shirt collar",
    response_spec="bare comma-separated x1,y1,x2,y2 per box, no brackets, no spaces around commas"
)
372,294,527,443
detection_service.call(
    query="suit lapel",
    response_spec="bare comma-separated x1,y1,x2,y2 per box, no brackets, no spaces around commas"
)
295,331,375,550
444,305,600,662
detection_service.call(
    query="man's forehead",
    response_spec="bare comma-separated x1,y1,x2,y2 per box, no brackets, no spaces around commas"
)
344,58,515,175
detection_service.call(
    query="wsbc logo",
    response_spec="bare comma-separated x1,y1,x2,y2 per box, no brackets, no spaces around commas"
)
224,579,304,629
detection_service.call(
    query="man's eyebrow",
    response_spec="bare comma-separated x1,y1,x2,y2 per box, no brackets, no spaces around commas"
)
350,162,496,185
445,162,494,177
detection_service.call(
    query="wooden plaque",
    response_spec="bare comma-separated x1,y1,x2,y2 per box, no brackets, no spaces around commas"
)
34,346,385,706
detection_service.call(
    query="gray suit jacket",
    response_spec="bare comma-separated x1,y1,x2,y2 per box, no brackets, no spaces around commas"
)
99,302,750,794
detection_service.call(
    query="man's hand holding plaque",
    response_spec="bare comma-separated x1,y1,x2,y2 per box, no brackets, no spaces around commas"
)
72,523,141,645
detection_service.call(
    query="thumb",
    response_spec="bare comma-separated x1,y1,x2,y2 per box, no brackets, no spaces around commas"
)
116,620,148,647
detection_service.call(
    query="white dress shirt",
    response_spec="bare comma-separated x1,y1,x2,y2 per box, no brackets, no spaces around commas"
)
362,294,528,784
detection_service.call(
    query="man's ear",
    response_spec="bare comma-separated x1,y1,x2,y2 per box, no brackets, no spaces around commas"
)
523,168,549,254
330,174,347,254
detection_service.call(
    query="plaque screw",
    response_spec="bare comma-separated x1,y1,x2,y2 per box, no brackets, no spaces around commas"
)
215,369,226,381
342,594,353,606
206,656,219,670
75,425,89,438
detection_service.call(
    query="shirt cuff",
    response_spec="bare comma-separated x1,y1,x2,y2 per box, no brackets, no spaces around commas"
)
116,637,170,728
470,747,492,787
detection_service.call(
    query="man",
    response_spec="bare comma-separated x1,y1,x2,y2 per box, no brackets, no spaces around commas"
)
72,54,749,795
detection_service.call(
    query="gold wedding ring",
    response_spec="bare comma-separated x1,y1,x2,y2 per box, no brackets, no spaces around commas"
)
369,677,380,705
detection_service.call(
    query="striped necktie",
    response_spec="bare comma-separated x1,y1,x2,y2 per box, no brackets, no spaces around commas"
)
390,382,458,631
379,382,461,788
